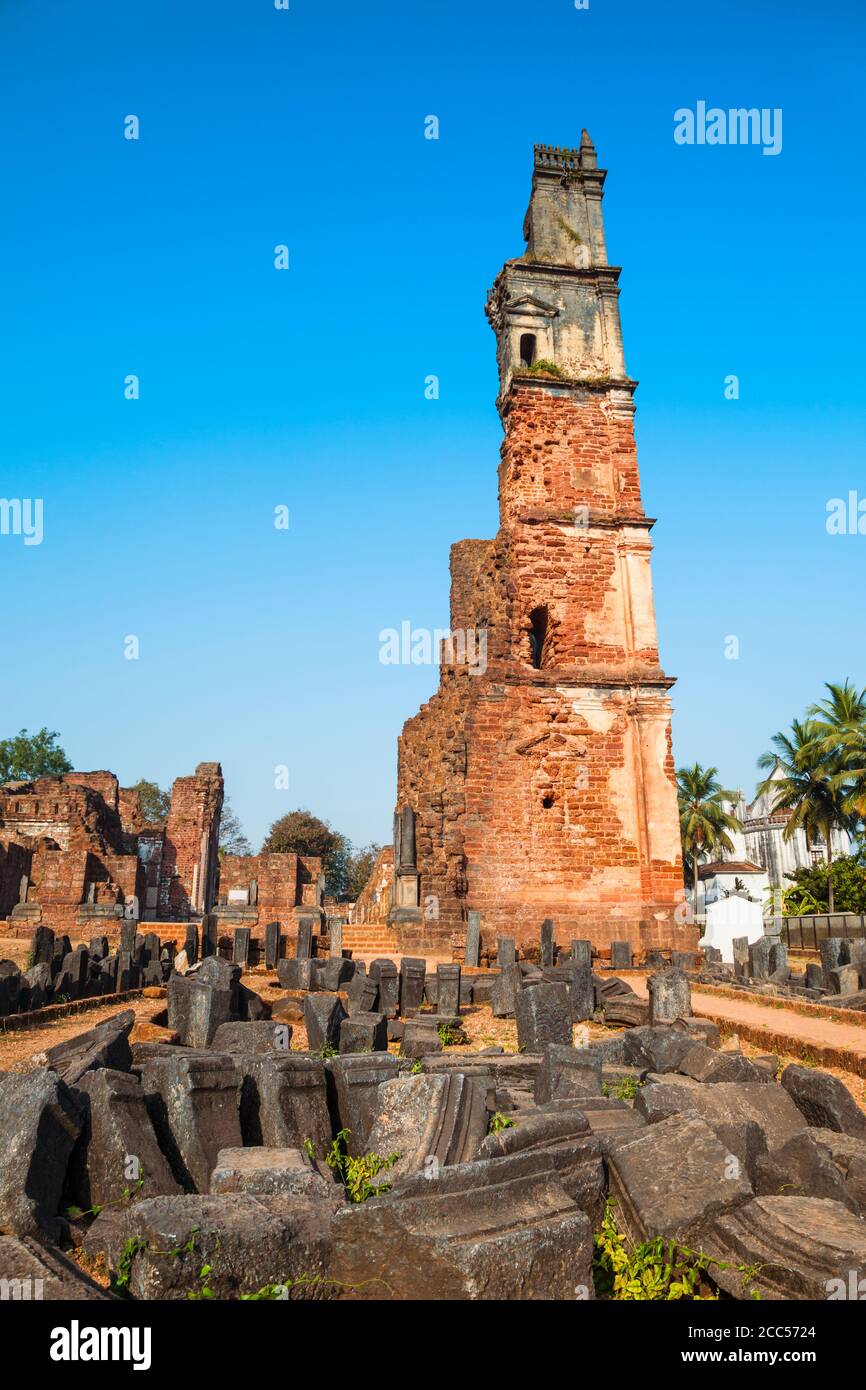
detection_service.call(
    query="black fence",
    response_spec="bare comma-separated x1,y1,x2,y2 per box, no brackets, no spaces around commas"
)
778,912,866,950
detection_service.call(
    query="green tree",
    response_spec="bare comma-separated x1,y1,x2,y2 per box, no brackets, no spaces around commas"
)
131,778,171,824
757,717,853,913
0,727,72,783
343,842,383,900
262,809,348,896
676,764,741,915
219,798,252,857
784,855,866,915
808,679,866,825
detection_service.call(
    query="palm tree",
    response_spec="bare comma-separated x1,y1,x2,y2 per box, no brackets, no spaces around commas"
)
808,679,866,825
757,717,853,912
676,765,741,915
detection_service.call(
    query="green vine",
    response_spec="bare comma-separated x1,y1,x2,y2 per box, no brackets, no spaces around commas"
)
109,1222,395,1300
593,1201,764,1300
556,213,583,245
65,1170,145,1223
325,1128,400,1202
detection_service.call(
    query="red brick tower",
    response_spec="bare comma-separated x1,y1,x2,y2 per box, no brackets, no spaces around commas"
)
393,137,684,955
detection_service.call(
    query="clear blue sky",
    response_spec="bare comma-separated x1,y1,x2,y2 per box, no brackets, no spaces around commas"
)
1,0,864,849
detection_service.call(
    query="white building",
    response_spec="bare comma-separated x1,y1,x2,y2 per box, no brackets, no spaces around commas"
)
721,769,852,889
698,860,769,912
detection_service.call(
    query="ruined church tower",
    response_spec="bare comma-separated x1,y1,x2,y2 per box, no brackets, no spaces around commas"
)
393,137,684,954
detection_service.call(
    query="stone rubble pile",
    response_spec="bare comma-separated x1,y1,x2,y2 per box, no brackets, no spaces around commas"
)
0,922,182,1017
2,921,866,1301
694,936,866,1011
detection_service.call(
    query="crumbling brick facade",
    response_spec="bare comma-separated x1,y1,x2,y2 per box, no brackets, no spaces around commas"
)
156,763,223,920
216,852,323,935
0,772,146,934
1,761,323,940
393,136,685,956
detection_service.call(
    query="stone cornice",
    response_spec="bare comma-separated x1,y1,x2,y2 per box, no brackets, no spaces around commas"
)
503,259,622,284
509,508,656,532
453,663,676,692
503,374,638,401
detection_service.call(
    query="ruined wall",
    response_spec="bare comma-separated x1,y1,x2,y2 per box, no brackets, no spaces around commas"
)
353,845,394,924
0,775,124,855
158,762,223,921
0,774,134,931
0,840,30,919
0,764,224,932
217,851,322,928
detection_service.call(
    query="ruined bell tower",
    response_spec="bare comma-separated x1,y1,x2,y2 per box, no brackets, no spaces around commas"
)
393,137,684,955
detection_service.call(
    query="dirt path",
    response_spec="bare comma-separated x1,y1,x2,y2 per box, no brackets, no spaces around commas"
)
630,975,866,1062
628,973,866,1105
689,990,866,1061
0,997,159,1074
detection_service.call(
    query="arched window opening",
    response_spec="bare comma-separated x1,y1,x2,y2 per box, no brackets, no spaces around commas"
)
519,333,536,369
529,605,549,669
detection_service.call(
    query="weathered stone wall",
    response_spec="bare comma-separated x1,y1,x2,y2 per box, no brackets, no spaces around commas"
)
0,775,124,855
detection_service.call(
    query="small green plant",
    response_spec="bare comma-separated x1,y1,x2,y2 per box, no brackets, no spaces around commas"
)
525,359,566,379
111,1237,147,1295
556,213,583,245
325,1128,400,1203
488,1111,515,1135
187,1262,216,1300
410,1059,423,1075
317,1041,338,1060
601,1077,642,1101
302,1137,315,1160
437,1022,463,1047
